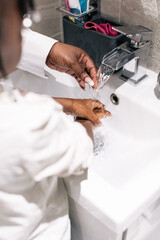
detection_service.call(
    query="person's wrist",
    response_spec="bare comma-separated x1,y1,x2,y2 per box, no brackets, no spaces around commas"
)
76,118,94,129
67,98,76,115
77,119,94,142
72,99,79,116
46,42,60,67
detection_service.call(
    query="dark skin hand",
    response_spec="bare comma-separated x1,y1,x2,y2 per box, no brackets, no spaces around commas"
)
54,98,111,126
19,92,111,126
46,42,99,90
0,0,110,144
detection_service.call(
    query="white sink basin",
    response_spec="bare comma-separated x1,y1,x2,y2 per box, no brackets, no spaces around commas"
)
90,70,160,188
62,69,160,235
11,68,160,238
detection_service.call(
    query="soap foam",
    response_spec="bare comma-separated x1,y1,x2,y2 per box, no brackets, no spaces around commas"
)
93,118,112,159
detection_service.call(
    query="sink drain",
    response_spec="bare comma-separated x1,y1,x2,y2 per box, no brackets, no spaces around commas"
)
110,93,119,105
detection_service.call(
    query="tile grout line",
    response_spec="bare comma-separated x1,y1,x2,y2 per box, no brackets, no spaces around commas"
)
119,0,122,22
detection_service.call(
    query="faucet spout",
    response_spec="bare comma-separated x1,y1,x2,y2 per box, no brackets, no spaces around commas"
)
97,46,135,89
102,47,135,71
100,25,152,85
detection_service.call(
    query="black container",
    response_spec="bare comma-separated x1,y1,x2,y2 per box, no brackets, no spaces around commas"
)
63,16,127,67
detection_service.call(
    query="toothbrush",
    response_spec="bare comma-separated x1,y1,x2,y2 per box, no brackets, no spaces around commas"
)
65,0,70,12
87,0,90,11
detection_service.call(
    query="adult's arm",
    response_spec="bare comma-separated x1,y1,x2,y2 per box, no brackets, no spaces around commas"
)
54,97,111,126
18,29,98,89
3,91,94,180
18,28,57,78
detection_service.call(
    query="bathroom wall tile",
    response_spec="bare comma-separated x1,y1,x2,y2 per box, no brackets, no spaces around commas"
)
148,25,160,72
33,0,160,72
31,7,61,38
31,0,63,39
101,0,121,23
120,0,160,72
120,0,153,26
35,0,59,8
100,0,160,73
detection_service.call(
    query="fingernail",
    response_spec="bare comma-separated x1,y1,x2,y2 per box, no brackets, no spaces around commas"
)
89,80,94,87
85,77,94,87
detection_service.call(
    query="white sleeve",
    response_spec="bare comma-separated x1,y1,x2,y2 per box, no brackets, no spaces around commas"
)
18,28,57,78
11,91,93,181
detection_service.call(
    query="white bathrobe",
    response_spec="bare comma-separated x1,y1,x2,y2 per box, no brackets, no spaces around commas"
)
0,30,93,240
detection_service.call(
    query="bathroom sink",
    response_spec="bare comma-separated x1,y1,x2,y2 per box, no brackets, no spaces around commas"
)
62,69,160,234
90,70,160,188
11,68,160,236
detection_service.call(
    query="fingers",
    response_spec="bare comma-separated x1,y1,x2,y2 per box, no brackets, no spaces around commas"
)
84,56,99,89
74,99,111,128
78,80,85,90
70,52,98,89
72,64,94,89
79,110,110,128
93,109,111,118
90,100,109,114
83,107,110,126
82,99,111,122
46,43,98,89
79,54,98,89
93,103,111,116
91,100,105,110
89,109,111,127
85,111,101,126
93,101,111,118
85,76,95,87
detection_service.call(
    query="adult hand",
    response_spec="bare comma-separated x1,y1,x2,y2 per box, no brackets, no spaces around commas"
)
46,42,98,90
54,98,111,126
73,99,111,126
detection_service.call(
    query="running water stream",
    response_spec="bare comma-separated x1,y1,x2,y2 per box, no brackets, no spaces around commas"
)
86,62,114,101
85,63,115,157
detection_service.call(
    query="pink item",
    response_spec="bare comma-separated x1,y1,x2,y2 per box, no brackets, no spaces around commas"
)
99,23,118,36
65,0,70,12
85,22,107,35
85,21,118,37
